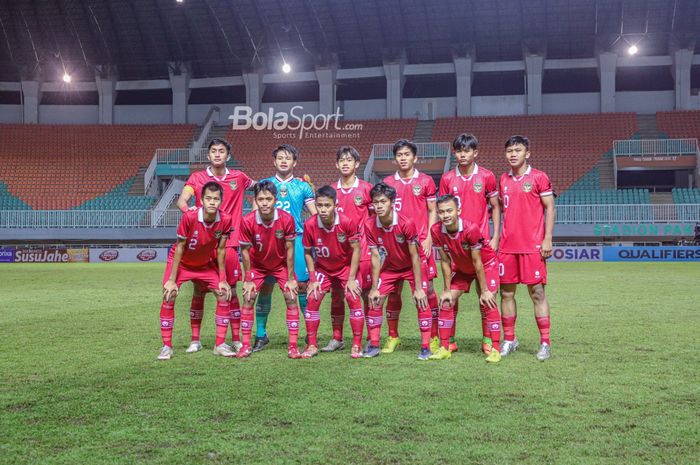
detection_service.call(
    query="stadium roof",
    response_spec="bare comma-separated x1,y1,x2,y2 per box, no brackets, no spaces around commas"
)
0,0,698,82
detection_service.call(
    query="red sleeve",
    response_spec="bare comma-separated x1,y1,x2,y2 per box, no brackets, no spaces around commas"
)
438,175,449,196
302,219,313,249
176,213,190,240
430,223,443,249
498,174,506,201
243,172,255,190
404,218,420,244
485,172,498,198
238,217,252,244
284,214,297,240
365,221,378,247
344,217,361,242
536,172,553,197
466,224,482,249
223,215,234,237
425,177,437,201
184,172,199,191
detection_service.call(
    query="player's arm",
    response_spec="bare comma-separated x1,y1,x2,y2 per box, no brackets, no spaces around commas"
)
470,248,496,308
422,200,438,257
284,239,298,296
541,194,556,259
240,243,256,300
163,239,185,301
346,240,362,297
437,247,454,307
368,247,382,305
176,185,197,213
488,195,501,252
215,235,232,300
305,200,317,215
408,242,428,309
304,246,319,299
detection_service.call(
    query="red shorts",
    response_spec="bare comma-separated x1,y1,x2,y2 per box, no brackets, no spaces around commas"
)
378,265,430,296
498,252,547,285
425,252,438,280
451,258,500,292
225,246,241,285
358,260,373,290
248,267,295,293
308,268,363,308
163,260,222,292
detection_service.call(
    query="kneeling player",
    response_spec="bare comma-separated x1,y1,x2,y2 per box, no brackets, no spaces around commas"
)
430,194,501,362
238,181,301,358
302,185,365,359
364,182,433,360
157,182,233,360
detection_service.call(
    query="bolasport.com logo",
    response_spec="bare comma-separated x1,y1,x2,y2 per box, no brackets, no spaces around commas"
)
229,106,362,140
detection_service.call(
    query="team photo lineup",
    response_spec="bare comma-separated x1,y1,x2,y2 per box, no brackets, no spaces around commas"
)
158,133,554,363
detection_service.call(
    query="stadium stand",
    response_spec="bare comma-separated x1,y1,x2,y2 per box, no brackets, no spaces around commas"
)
226,119,417,186
0,124,196,210
432,113,638,193
657,111,700,139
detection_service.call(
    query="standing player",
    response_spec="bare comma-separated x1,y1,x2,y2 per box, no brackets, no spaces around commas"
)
302,186,365,358
498,136,556,361
253,144,317,352
429,194,501,363
157,182,233,360
382,140,439,354
175,138,255,354
364,183,432,360
438,133,501,354
321,145,374,353
237,181,300,358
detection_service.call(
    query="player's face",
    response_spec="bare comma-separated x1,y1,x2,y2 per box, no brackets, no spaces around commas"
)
372,194,393,219
437,200,460,228
394,147,417,172
202,189,222,214
274,150,297,176
316,196,336,223
208,144,229,167
255,190,276,215
505,143,530,170
336,154,359,177
454,148,478,167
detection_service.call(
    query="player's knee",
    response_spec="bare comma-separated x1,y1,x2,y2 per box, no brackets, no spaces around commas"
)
528,285,546,303
283,293,296,305
500,287,516,301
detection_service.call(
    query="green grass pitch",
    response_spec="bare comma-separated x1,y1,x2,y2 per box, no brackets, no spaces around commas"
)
0,262,698,464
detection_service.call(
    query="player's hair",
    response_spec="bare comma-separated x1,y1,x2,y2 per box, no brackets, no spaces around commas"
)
436,194,459,208
202,181,224,199
273,144,299,161
452,133,478,151
392,139,417,157
505,135,529,150
208,138,231,154
336,145,361,162
370,182,397,202
315,185,337,202
253,180,277,198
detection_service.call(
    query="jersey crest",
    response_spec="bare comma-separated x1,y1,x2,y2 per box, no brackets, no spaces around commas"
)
354,195,363,206
473,182,483,193
229,180,238,191
279,184,289,198
396,234,405,244
275,229,284,239
523,182,533,193
338,232,347,243
412,185,422,196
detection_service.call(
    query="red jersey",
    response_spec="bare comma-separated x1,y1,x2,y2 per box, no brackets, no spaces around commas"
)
302,213,361,275
185,167,255,246
499,166,553,254
438,164,498,239
364,212,422,273
383,170,436,241
238,209,297,272
335,177,373,260
175,208,233,269
431,219,496,275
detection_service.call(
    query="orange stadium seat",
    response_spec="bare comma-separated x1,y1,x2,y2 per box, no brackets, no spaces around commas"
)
657,111,700,139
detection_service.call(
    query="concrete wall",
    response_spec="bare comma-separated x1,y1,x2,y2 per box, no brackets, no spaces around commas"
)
39,105,99,124
543,92,600,114
0,105,22,123
616,91,675,113
114,105,172,124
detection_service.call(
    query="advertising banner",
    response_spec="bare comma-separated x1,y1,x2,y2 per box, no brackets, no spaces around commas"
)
549,246,602,262
89,247,169,263
0,247,14,263
602,246,700,262
13,248,89,263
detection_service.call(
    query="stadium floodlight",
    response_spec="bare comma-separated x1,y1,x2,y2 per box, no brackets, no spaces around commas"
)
628,45,638,55
62,72,72,83
176,0,184,3
282,62,291,74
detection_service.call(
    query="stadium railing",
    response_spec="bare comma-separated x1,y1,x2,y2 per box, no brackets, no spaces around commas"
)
613,138,698,156
2,204,698,228
371,142,451,160
144,148,210,194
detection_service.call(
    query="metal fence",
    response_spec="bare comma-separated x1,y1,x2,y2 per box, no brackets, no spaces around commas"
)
2,204,698,228
372,142,451,159
613,138,698,156
154,148,210,164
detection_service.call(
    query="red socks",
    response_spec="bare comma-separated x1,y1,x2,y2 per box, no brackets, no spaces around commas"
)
286,305,300,347
483,305,502,352
536,316,551,344
303,307,321,347
417,307,432,349
240,305,254,347
160,301,175,347
450,300,459,338
502,314,517,341
229,294,241,343
214,301,230,346
428,288,439,339
189,294,204,341
330,286,345,341
438,304,454,349
386,293,402,338
366,306,383,346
